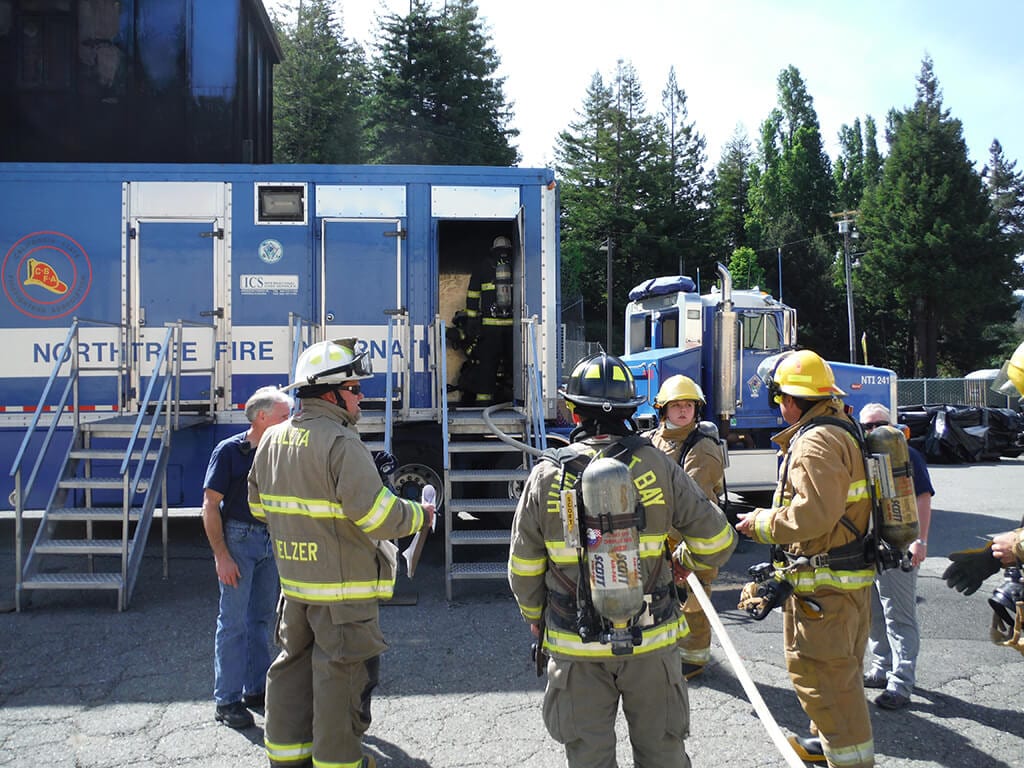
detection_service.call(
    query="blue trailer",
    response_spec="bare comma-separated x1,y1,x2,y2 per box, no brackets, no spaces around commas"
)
1,162,561,607
621,264,896,503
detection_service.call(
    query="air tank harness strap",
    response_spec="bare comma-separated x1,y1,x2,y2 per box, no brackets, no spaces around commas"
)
769,517,871,570
546,583,676,633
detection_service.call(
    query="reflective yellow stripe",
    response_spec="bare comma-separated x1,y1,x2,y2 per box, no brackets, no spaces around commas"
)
780,566,875,593
480,281,496,290
279,575,396,603
542,616,683,658
265,739,313,763
467,290,481,299
545,542,578,565
684,523,736,556
258,494,343,519
353,487,421,534
824,737,874,766
510,553,547,577
639,534,665,558
250,501,266,520
519,603,543,621
313,757,365,768
847,479,869,502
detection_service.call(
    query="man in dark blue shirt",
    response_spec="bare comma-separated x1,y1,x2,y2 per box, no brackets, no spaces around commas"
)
859,403,935,712
203,386,292,729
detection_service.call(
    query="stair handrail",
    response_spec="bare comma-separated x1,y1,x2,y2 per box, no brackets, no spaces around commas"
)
120,324,177,495
287,312,318,380
437,317,450,472
171,318,218,426
382,311,400,454
9,316,126,502
524,315,548,456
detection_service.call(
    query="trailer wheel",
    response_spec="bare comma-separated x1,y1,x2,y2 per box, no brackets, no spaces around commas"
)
391,439,444,511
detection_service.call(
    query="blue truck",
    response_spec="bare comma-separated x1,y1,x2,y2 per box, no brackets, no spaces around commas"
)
621,265,896,504
1,162,561,606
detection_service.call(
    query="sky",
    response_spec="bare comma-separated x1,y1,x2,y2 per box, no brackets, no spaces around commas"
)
265,0,1024,172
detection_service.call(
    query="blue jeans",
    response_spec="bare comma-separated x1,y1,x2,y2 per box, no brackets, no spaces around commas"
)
214,520,279,705
867,566,919,696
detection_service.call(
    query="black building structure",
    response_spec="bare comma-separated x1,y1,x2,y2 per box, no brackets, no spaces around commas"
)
0,0,281,163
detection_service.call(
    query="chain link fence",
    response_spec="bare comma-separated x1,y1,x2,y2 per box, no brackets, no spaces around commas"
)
897,377,1016,409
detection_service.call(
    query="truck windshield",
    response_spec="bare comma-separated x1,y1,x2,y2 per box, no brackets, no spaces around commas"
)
742,311,782,351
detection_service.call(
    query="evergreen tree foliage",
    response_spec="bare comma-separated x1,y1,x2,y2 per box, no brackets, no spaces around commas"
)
271,0,368,164
983,139,1024,263
555,62,710,350
728,246,767,290
856,57,1021,375
747,66,841,355
366,0,518,165
711,127,754,257
647,68,712,282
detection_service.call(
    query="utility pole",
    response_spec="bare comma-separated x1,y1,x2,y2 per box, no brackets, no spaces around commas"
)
601,238,615,353
832,210,859,363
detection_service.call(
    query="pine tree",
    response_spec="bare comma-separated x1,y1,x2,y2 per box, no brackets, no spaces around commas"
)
366,0,517,165
271,0,368,164
710,127,754,257
747,66,840,355
857,57,1020,375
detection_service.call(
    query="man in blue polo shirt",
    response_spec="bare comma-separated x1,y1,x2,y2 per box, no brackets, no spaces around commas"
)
859,402,935,712
203,386,293,729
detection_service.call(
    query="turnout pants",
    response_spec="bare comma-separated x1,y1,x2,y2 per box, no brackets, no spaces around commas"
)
265,597,383,768
543,650,691,768
679,567,717,665
784,588,874,768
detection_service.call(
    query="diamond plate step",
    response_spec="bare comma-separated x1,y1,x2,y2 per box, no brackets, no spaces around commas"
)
21,573,123,590
448,529,511,546
449,561,508,580
35,539,128,556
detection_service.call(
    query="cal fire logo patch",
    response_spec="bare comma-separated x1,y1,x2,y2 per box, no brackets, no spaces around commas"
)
2,231,92,319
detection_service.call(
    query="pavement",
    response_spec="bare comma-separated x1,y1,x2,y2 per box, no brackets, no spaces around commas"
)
1,458,1023,768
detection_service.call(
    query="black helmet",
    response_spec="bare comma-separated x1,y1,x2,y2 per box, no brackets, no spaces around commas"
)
560,353,646,411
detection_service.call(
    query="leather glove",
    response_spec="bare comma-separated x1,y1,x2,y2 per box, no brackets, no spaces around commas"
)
942,543,1002,595
737,582,766,615
372,450,398,478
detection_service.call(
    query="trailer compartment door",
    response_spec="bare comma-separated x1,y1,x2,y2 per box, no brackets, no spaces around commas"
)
320,218,405,402
132,220,225,410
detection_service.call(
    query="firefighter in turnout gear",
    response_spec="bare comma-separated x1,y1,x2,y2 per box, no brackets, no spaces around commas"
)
248,339,435,768
509,353,736,768
735,349,875,768
456,235,514,405
645,375,725,680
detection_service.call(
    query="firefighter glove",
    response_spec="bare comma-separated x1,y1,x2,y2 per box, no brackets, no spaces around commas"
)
372,450,398,478
738,581,767,616
942,543,1002,595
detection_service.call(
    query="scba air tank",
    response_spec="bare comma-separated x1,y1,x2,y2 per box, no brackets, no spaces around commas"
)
581,457,644,625
865,425,920,550
494,258,512,317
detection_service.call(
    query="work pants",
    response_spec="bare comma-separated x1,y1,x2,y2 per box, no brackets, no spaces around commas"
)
461,322,512,404
678,568,717,666
213,520,278,705
784,588,874,768
265,598,383,768
867,567,919,697
543,651,691,768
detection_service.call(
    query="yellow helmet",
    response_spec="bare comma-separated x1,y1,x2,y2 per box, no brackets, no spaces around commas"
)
759,349,846,404
992,340,1024,398
654,375,706,408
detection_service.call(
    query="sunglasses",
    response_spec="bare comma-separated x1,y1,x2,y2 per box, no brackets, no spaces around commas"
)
860,420,889,431
338,384,363,396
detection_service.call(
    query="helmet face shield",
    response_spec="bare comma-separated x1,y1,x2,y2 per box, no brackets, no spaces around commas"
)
757,353,789,406
992,359,1024,398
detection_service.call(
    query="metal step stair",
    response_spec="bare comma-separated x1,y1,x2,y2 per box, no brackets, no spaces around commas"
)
15,412,208,611
443,406,535,599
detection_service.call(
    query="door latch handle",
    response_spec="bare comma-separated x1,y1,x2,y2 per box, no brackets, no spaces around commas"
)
200,307,225,319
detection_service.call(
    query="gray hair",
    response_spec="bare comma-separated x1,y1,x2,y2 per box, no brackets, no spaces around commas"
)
245,386,293,423
857,401,891,424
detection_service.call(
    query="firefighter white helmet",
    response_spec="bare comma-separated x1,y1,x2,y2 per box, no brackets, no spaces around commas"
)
291,338,372,390
491,236,512,253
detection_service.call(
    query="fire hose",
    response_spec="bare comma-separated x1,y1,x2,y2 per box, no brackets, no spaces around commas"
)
685,571,807,768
